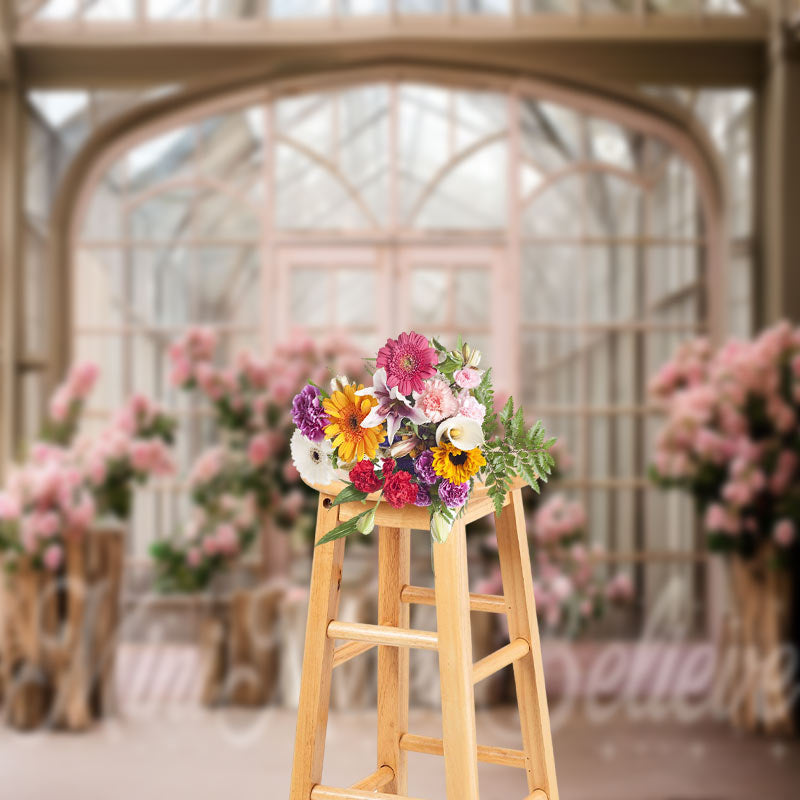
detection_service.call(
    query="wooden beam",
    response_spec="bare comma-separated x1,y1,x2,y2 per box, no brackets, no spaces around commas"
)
332,640,375,668
326,620,439,651
472,638,530,685
400,584,507,614
399,733,527,769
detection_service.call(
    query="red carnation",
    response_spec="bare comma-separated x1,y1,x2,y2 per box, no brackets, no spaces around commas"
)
381,458,396,479
349,459,384,493
383,470,418,509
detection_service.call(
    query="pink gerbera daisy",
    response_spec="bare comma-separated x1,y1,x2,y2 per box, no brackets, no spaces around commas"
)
376,332,438,395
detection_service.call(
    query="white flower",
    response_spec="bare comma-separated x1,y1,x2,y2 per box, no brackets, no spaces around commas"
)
431,512,453,544
290,430,335,486
435,415,485,451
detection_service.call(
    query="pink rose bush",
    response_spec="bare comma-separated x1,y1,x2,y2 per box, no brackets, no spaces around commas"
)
151,327,367,592
650,322,800,563
0,368,175,571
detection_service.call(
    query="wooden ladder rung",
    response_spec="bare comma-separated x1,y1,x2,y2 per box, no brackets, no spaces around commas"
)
327,620,439,651
472,638,530,684
332,640,376,668
350,765,394,791
311,787,426,800
400,584,507,614
399,733,527,769
526,791,548,800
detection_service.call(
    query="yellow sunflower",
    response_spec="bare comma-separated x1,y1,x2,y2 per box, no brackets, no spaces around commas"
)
431,443,486,484
323,383,384,463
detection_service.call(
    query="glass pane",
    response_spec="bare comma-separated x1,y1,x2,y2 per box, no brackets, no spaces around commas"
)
129,187,195,240
586,331,638,407
291,266,331,326
522,174,583,238
336,269,377,327
454,267,490,328
585,173,644,238
584,245,642,323
521,330,581,406
410,267,448,326
522,245,579,324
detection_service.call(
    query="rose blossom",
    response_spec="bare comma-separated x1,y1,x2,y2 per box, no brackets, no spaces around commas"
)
248,433,273,467
416,378,458,423
454,368,482,389
43,544,63,572
0,492,20,520
773,519,796,548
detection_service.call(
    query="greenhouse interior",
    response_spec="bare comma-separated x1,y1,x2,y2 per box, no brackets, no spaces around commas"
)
1,2,800,799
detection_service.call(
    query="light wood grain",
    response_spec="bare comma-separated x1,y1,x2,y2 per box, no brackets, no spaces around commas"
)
350,765,394,791
472,638,530,685
377,526,411,794
327,620,438,651
527,791,549,800
400,584,507,614
311,786,426,800
288,495,346,800
399,733,527,769
433,518,480,800
495,489,559,800
332,640,375,668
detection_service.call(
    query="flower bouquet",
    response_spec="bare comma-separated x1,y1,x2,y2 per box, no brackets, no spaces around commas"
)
289,332,556,545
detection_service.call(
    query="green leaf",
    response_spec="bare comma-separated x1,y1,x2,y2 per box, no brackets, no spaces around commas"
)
331,484,369,506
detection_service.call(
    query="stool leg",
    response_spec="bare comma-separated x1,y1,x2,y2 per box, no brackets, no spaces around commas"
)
377,526,411,794
495,489,559,800
433,519,480,800
289,496,346,800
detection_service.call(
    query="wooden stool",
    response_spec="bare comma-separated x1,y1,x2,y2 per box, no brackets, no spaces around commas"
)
289,479,559,800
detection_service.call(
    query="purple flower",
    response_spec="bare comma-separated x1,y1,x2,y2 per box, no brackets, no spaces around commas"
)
356,368,428,444
414,485,432,507
291,384,329,442
438,479,469,509
414,450,437,485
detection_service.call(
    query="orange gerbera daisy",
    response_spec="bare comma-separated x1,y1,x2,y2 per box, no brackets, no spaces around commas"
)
323,383,384,463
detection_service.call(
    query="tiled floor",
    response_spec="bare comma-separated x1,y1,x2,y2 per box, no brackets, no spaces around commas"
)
1,705,797,800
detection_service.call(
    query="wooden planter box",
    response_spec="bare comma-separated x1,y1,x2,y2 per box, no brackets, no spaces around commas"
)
200,584,284,707
0,526,124,731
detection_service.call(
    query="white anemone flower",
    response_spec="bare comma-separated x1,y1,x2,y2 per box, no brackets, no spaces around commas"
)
290,429,335,486
435,415,485,451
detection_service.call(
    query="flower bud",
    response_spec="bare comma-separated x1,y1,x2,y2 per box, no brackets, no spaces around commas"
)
430,512,453,544
330,375,350,393
356,507,377,536
463,344,482,368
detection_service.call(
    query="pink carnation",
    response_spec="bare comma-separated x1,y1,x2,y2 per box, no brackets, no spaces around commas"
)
416,378,458,423
454,368,482,389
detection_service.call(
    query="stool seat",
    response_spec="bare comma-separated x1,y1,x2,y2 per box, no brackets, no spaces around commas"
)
288,481,559,800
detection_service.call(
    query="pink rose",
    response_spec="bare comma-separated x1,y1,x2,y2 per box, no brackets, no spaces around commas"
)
43,544,63,572
49,387,72,423
456,394,486,423
454,368,482,389
248,434,273,468
0,492,20,521
70,362,100,398
186,547,202,568
773,519,796,548
214,524,239,555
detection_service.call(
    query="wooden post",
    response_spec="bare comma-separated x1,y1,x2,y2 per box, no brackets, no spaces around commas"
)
495,490,559,800
289,495,346,800
433,519,480,800
376,526,410,795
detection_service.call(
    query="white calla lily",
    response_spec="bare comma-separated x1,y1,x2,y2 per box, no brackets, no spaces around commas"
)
435,415,484,451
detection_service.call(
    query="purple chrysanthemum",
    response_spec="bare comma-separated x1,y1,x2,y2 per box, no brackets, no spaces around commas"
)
291,384,329,442
438,479,469,509
414,485,432,507
414,450,437,485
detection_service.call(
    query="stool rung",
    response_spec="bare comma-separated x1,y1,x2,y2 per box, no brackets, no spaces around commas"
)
311,786,426,800
472,638,530,684
351,765,394,791
327,620,438,651
332,641,376,668
399,733,527,769
526,792,548,800
400,585,506,614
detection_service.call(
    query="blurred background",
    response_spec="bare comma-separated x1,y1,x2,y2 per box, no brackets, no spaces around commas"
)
0,1,799,799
